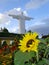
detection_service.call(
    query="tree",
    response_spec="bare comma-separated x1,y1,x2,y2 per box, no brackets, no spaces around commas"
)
2,27,9,33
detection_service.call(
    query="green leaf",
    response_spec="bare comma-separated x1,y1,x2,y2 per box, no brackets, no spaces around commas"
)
40,39,46,44
38,42,47,51
32,63,36,65
45,37,49,43
37,58,49,65
14,51,36,65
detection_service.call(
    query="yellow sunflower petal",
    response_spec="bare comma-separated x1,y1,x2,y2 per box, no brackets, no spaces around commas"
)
19,32,40,52
32,32,38,39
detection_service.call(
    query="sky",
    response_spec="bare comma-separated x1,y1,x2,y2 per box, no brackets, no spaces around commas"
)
0,0,49,35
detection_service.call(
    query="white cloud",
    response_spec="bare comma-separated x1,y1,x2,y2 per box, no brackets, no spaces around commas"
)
0,8,19,32
7,8,21,15
5,21,11,25
25,0,49,9
0,13,11,24
9,26,19,33
12,28,17,32
0,8,28,33
16,8,21,11
23,11,28,16
6,8,28,16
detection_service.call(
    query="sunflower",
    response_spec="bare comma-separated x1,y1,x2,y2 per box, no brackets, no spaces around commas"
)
19,32,40,52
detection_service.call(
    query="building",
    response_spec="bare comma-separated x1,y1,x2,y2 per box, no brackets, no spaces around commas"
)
0,32,17,45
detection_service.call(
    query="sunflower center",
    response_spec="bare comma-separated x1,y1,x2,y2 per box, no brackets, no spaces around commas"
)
26,39,34,48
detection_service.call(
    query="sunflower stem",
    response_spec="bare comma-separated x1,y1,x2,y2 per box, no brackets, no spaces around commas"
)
36,51,39,62
44,47,48,58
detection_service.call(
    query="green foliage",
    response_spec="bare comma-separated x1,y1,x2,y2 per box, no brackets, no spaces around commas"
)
14,37,49,65
32,63,36,65
2,27,9,33
14,51,36,65
0,32,49,65
38,42,46,50
45,37,49,44
37,58,49,65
